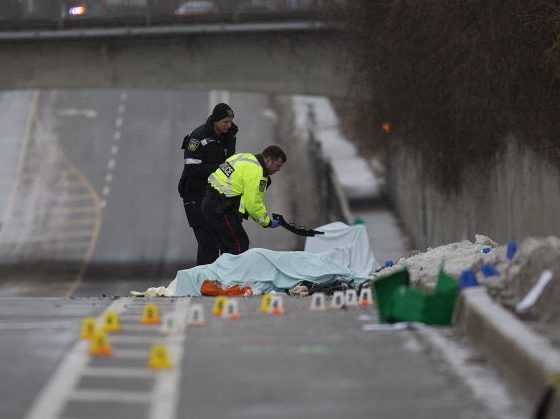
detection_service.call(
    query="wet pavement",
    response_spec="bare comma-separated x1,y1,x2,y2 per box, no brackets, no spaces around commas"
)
2,296,492,419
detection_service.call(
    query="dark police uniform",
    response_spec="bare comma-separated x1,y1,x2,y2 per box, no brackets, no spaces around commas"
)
202,153,273,256
178,116,238,265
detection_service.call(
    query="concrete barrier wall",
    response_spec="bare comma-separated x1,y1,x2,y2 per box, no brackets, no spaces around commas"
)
387,136,560,249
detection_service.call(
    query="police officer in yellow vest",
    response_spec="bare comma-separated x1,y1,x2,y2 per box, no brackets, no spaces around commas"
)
201,145,286,258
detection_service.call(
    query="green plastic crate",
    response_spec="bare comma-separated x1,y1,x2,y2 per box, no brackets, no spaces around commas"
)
387,285,427,323
425,266,459,325
380,264,459,325
371,268,410,323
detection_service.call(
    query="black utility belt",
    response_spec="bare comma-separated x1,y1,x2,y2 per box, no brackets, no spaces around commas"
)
206,188,240,213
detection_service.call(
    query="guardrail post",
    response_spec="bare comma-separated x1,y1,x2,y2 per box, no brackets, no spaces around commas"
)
146,0,153,25
56,0,64,29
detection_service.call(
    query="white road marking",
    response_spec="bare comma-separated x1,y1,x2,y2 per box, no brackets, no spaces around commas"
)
57,109,98,118
82,367,154,378
49,206,97,215
111,323,167,332
416,327,527,419
44,230,96,239
208,90,217,114
209,90,231,114
70,389,150,404
0,91,38,239
24,298,190,419
220,90,230,104
102,186,110,197
110,335,184,344
111,349,149,359
100,93,126,209
0,321,76,330
24,299,128,419
149,298,190,419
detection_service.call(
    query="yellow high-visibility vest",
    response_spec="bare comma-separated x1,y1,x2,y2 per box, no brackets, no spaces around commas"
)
208,153,271,227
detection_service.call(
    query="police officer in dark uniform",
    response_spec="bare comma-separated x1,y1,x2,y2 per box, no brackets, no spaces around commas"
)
178,103,238,265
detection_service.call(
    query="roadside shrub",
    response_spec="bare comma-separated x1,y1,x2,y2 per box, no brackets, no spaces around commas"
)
338,0,560,192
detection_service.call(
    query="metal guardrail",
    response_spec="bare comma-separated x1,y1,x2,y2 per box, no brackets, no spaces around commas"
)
0,0,329,30
0,20,329,41
306,107,353,225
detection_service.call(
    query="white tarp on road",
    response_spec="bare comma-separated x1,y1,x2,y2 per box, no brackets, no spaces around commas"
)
133,222,379,297
304,222,380,277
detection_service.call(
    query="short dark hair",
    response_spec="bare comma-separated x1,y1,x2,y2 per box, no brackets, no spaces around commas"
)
262,145,286,163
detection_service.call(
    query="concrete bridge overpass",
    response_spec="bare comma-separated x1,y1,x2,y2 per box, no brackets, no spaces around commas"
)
0,21,358,98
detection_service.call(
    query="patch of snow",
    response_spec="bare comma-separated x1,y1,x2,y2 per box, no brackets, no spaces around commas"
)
291,96,381,200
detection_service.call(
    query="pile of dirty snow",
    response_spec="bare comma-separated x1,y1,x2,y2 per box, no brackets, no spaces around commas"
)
373,234,499,288
373,234,560,333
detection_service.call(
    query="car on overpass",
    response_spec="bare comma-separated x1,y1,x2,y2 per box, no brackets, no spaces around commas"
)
174,1,217,16
61,1,101,18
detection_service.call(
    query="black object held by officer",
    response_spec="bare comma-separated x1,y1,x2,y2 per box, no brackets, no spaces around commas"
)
178,103,238,265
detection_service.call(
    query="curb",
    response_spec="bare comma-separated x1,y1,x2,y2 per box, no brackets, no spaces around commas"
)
454,287,560,417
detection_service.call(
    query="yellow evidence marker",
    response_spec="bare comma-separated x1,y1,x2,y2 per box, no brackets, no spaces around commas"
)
211,296,227,316
89,330,113,356
141,303,161,325
259,294,272,313
102,311,121,333
148,344,172,369
80,317,97,340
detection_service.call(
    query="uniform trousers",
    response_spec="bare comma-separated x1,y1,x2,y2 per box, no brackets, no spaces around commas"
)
201,190,249,256
184,200,219,265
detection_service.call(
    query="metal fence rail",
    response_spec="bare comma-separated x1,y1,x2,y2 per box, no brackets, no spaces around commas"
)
0,0,332,30
306,109,353,225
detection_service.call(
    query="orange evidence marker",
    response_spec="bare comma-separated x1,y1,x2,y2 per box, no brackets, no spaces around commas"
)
359,288,373,307
268,295,285,315
141,303,161,325
224,298,241,320
148,344,172,370
80,317,97,340
102,311,121,333
89,331,113,356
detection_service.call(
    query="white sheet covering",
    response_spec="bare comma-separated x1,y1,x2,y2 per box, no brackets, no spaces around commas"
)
304,222,379,277
131,222,378,297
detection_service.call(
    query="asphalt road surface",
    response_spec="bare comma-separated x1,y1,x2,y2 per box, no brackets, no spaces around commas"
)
0,89,296,297
0,297,492,419
0,90,512,419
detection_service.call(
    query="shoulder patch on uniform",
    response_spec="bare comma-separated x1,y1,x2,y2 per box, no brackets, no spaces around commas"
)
188,138,200,151
259,180,267,192
219,161,235,178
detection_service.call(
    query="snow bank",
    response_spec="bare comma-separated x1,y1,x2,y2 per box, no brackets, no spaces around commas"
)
373,234,560,327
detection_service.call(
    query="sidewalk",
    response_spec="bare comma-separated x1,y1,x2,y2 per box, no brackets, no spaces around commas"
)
353,207,410,267
291,95,410,265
